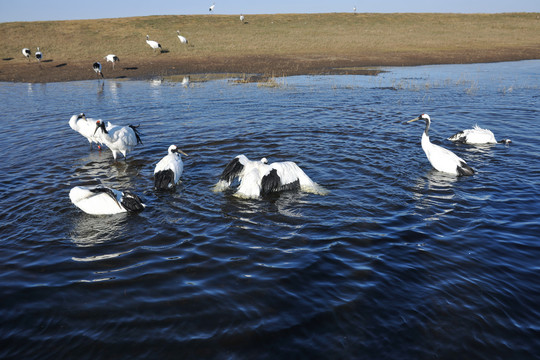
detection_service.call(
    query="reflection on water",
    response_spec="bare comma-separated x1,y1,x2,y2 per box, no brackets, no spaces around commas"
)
69,211,128,247
0,61,539,359
412,170,458,222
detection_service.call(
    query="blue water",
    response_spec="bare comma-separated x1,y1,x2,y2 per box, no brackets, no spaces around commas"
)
1,61,539,359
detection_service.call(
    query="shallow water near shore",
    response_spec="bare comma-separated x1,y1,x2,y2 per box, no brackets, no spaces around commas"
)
1,60,539,359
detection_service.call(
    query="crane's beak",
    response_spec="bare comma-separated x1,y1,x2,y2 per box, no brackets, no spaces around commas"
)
175,149,188,156
405,116,421,124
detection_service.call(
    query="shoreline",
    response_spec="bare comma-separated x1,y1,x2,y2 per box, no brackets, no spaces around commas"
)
1,52,538,83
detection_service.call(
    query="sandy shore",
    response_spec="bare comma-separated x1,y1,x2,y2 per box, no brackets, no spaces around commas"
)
1,49,538,83
1,13,538,83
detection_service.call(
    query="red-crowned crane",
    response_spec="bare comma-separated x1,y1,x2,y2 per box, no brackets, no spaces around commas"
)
405,114,474,176
93,62,104,78
154,145,188,190
22,48,31,61
104,54,120,70
214,154,326,198
70,185,145,215
146,35,162,52
448,124,511,145
93,120,143,161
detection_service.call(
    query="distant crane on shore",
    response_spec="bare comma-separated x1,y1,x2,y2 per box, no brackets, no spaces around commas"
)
209,3,215,12
240,14,245,23
176,30,188,44
93,62,104,78
104,54,119,70
22,48,31,61
146,35,162,52
35,47,42,62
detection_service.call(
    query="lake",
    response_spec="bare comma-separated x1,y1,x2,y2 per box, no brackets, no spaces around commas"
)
0,61,539,359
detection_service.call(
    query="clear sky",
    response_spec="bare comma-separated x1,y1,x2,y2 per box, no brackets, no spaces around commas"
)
1,0,538,23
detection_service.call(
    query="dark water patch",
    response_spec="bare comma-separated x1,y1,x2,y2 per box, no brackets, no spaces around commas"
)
0,61,539,359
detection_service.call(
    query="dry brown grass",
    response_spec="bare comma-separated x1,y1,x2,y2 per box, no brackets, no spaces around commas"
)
1,13,539,82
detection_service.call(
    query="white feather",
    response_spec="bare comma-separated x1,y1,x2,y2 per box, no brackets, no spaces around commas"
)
447,124,497,144
154,145,186,189
94,122,141,160
215,154,326,198
70,186,125,215
407,114,474,176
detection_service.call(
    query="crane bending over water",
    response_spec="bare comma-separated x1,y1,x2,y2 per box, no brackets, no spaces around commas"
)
447,124,511,145
70,185,145,215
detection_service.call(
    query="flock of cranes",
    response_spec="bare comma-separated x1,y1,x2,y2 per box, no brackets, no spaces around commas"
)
20,2,365,78
21,47,41,62
20,2,246,79
22,2,512,214
405,113,510,176
68,110,510,215
68,122,321,215
67,110,325,214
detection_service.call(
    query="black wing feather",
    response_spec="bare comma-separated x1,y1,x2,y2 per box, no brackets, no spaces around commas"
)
128,125,143,145
154,169,175,190
121,191,145,212
457,161,474,176
261,169,281,196
220,157,244,183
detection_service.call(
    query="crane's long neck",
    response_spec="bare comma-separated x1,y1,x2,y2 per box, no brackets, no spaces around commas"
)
420,119,432,155
423,119,430,137
97,126,112,143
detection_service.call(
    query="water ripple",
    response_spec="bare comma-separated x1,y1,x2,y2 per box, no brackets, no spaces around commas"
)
1,61,539,359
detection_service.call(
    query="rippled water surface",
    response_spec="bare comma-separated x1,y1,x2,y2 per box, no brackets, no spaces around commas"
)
1,61,539,359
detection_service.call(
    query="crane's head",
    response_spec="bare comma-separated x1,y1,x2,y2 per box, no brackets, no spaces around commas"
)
406,113,431,124
169,145,188,156
77,113,86,120
405,113,432,136
94,120,107,135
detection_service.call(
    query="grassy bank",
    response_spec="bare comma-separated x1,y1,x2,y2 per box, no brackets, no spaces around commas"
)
1,13,539,82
